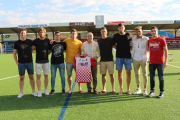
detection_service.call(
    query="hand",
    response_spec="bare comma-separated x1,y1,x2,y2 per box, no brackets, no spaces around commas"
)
75,54,80,57
93,57,98,61
50,39,54,44
82,53,87,56
163,62,167,68
16,61,19,66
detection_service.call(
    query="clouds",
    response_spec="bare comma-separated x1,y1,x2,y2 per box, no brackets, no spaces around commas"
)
0,0,180,27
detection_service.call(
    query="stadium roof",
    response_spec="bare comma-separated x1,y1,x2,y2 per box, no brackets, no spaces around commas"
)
0,23,180,34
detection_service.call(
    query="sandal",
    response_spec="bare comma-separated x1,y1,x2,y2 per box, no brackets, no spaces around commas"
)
79,90,84,94
66,90,72,94
99,90,106,94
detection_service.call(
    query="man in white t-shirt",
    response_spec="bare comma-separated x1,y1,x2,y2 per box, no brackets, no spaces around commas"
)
131,26,149,96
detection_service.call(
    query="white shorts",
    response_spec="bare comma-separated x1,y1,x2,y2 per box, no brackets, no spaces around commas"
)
36,63,49,75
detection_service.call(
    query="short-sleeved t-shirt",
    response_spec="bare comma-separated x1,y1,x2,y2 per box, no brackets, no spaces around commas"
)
33,38,50,63
49,41,66,64
63,38,82,63
98,37,114,62
148,37,167,64
113,33,132,58
14,39,33,63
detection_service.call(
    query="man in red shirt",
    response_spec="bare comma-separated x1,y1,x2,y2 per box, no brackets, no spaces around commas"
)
148,26,168,98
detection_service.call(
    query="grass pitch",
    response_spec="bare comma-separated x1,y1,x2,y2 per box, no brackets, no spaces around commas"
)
0,50,180,120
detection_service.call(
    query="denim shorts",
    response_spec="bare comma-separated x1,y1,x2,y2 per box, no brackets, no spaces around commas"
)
18,62,34,76
116,58,132,70
66,62,76,75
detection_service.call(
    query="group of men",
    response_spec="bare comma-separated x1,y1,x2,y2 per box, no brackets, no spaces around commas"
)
13,23,168,99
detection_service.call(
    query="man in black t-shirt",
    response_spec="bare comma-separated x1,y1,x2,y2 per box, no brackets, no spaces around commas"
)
113,23,132,95
98,27,116,94
13,28,37,98
48,31,66,95
32,27,50,97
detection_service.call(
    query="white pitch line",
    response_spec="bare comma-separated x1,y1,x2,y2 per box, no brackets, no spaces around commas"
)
0,70,51,81
167,64,180,69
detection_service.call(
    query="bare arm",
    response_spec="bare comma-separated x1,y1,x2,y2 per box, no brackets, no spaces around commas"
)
13,49,19,65
32,45,36,52
48,50,52,55
163,46,168,68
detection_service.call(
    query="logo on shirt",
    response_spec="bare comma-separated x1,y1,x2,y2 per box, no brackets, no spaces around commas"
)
149,42,160,51
52,44,63,57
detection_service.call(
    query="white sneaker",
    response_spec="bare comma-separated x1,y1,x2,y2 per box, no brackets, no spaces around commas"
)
143,89,147,96
133,88,142,94
44,90,49,95
17,93,23,98
38,91,42,97
32,92,38,97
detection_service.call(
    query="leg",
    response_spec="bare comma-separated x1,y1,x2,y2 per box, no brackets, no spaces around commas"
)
28,74,35,92
141,61,148,89
51,64,57,91
102,74,106,91
91,65,97,92
157,64,164,93
124,58,132,92
66,63,74,93
36,63,43,91
19,76,25,93
36,75,41,91
59,63,65,91
116,58,123,92
133,59,141,89
100,62,107,92
43,63,49,90
26,62,35,92
149,64,156,92
109,74,115,91
67,75,72,93
126,70,131,92
118,70,123,91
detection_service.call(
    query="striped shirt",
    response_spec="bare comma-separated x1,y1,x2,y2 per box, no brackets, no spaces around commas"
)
82,41,100,58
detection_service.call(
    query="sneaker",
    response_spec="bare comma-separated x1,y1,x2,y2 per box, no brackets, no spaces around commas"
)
118,90,124,95
17,93,23,98
148,91,155,97
158,92,164,98
94,91,98,94
44,90,49,95
62,89,65,95
38,91,42,97
143,89,147,96
126,91,132,95
112,91,116,94
49,90,55,95
133,88,142,95
32,92,38,97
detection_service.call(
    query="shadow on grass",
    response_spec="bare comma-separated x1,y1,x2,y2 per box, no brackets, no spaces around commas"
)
0,91,150,111
67,92,149,107
0,93,67,112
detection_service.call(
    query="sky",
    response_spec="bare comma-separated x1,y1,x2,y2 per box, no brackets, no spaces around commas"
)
0,0,180,27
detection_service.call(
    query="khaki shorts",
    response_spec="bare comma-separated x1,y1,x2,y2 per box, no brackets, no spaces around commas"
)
100,61,114,74
36,63,49,75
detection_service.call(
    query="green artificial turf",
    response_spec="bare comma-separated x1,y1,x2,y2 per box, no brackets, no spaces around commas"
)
0,50,180,120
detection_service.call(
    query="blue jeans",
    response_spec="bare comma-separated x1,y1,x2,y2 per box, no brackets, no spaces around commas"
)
149,64,164,92
51,63,65,91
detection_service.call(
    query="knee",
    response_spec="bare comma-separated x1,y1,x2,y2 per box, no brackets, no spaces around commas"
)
20,77,24,81
126,71,131,76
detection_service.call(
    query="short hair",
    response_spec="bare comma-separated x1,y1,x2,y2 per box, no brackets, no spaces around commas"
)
151,26,158,31
135,26,142,30
118,23,125,27
19,28,27,33
71,29,77,33
101,27,107,30
38,27,46,33
55,31,61,35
